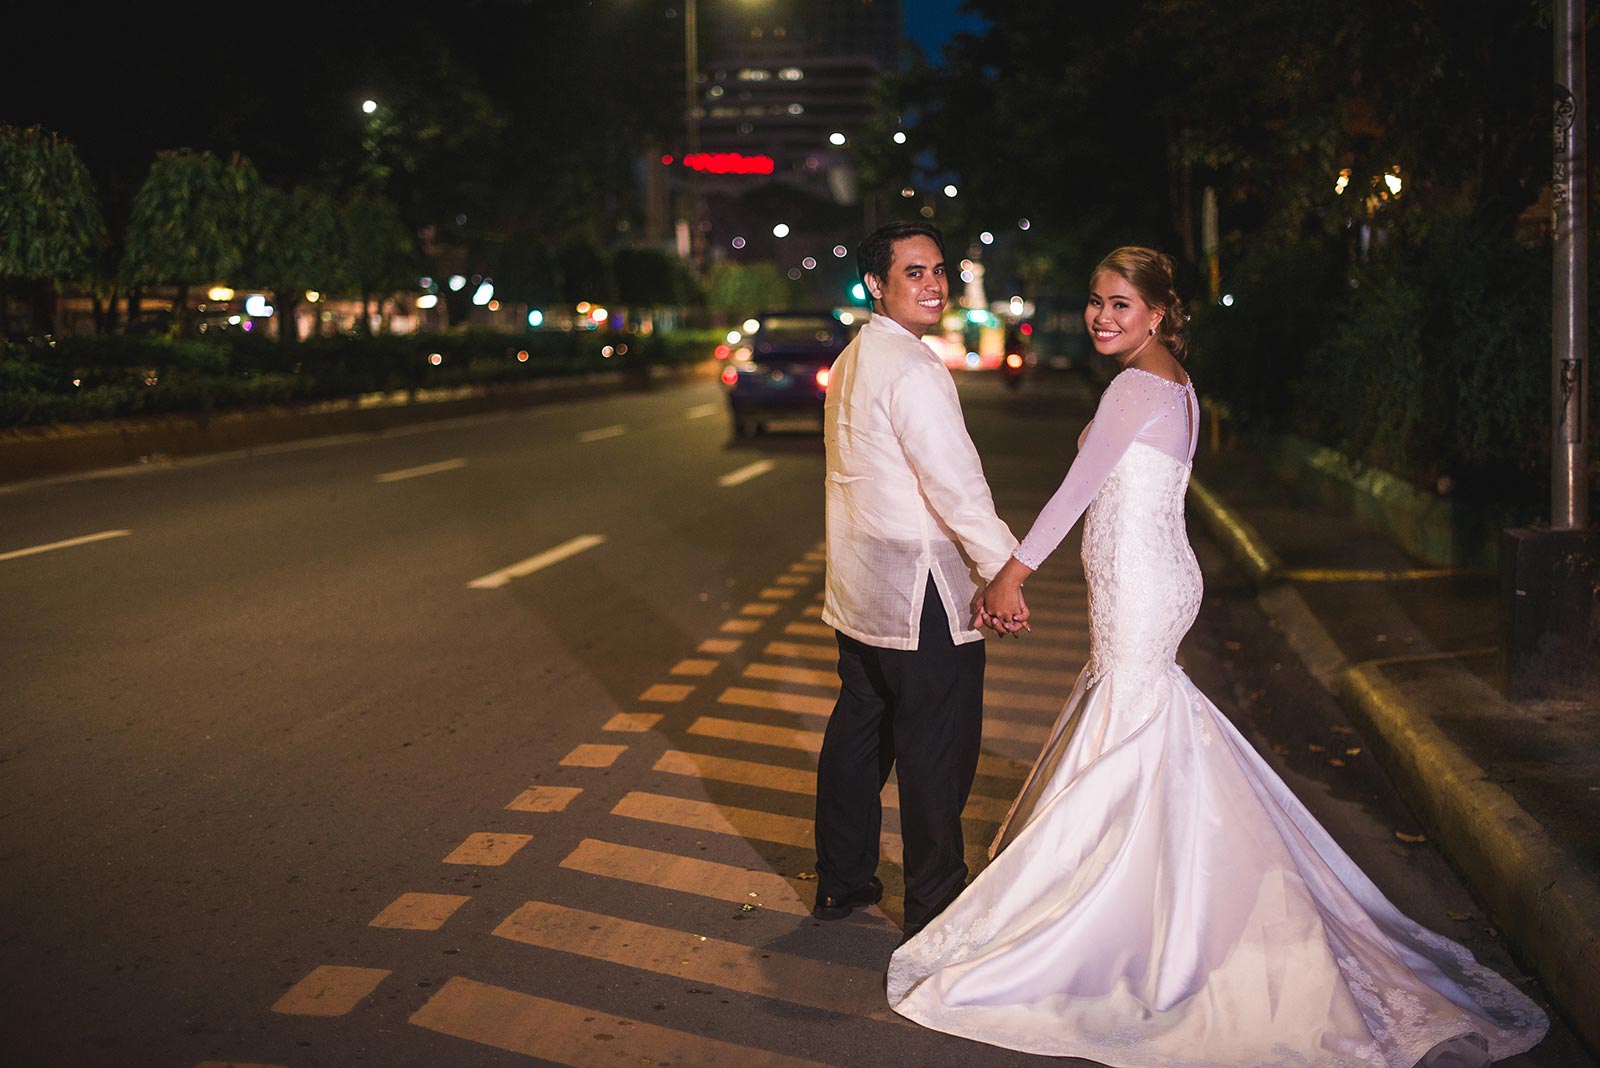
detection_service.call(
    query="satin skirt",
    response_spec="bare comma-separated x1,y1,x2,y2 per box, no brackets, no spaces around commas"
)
886,663,1549,1068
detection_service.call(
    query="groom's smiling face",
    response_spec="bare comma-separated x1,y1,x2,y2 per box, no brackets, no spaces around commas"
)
868,236,948,338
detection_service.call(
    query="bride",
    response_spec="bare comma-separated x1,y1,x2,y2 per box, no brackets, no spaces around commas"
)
885,248,1548,1066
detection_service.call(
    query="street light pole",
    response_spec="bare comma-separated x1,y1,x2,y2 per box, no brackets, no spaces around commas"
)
682,0,701,267
1553,0,1589,530
1501,0,1598,699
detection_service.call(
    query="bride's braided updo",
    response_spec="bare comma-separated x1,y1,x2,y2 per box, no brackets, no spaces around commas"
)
1092,247,1190,361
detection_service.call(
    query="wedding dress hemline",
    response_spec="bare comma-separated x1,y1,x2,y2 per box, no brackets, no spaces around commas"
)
886,662,1550,1068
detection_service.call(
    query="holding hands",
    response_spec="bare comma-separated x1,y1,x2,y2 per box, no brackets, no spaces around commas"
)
973,557,1036,637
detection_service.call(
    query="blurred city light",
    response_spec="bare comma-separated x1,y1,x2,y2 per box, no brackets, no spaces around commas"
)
851,283,867,301
980,231,994,245
577,301,593,314
517,350,530,362
305,290,322,303
1335,169,1351,195
732,236,747,249
893,131,907,144
589,307,609,324
448,275,467,291
965,351,981,368
207,286,234,301
829,132,846,146
743,318,760,333
772,223,791,238
1018,218,1032,230
1384,171,1403,195
802,257,817,270
833,244,848,258
1221,293,1236,307
901,187,916,198
362,99,378,114
527,309,545,326
244,294,273,317
472,281,494,306
943,184,959,197
839,311,856,325
727,330,743,344
428,353,443,366
417,294,440,309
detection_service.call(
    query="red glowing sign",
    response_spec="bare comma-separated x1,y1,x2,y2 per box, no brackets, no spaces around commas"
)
682,152,775,175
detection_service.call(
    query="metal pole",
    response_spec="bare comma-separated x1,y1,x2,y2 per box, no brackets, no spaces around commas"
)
1553,0,1589,529
684,0,701,268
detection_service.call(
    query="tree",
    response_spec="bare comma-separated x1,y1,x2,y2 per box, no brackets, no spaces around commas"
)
243,186,343,343
558,239,614,305
119,150,261,335
339,192,416,336
0,125,106,335
707,262,796,322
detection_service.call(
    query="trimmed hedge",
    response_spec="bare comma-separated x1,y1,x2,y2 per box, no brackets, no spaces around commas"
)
0,327,722,428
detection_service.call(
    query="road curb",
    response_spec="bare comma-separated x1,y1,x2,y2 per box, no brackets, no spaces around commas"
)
0,362,718,487
1190,473,1600,1048
1340,663,1600,1047
1187,477,1283,585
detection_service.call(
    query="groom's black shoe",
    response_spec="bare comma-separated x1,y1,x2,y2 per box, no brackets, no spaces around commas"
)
812,876,884,920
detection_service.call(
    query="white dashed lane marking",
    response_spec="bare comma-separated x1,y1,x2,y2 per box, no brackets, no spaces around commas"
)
374,458,465,483
718,460,775,487
467,534,606,589
0,529,130,563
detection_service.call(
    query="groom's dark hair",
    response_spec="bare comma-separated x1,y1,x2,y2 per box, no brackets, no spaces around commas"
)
858,221,945,291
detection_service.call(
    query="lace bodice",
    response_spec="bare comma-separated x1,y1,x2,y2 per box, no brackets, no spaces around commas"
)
1014,367,1198,571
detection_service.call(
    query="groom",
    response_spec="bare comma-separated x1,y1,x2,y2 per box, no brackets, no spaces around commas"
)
814,220,1023,941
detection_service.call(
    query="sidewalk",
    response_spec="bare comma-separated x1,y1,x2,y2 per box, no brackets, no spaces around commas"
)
1187,432,1600,1051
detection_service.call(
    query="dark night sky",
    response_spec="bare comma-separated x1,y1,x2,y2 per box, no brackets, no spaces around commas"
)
904,0,988,62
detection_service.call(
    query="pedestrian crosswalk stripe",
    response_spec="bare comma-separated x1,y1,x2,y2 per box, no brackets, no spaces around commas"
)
410,976,839,1068
272,965,391,1017
719,685,834,717
988,642,1091,665
743,662,837,688
986,688,1066,714
983,718,1050,743
678,713,1024,780
656,749,816,795
784,621,834,638
369,892,471,931
641,683,695,702
741,602,782,616
788,561,824,573
670,658,719,676
760,586,798,599
721,618,763,633
985,662,1078,687
776,574,810,586
559,838,813,916
685,715,1030,781
652,750,1013,823
761,639,837,662
613,790,814,848
601,712,661,733
560,743,628,767
505,785,584,811
492,901,900,1021
442,832,533,866
699,638,743,654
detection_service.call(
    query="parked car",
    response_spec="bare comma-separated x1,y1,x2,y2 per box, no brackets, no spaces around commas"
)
720,310,851,438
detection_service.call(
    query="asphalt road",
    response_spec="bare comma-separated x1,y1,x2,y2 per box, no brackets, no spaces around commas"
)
0,372,1587,1067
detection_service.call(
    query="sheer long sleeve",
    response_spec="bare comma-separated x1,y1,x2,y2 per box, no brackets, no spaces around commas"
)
1011,371,1174,571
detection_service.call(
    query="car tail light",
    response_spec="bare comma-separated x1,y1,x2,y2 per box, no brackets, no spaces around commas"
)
720,366,739,386
715,344,731,360
1005,353,1024,369
815,367,831,389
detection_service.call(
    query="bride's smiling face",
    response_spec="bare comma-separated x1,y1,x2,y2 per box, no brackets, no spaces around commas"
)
1085,270,1162,359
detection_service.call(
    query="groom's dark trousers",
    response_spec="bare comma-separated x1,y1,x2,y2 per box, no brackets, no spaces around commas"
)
815,574,985,930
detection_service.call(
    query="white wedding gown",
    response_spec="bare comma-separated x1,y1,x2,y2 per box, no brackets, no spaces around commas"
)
887,369,1548,1066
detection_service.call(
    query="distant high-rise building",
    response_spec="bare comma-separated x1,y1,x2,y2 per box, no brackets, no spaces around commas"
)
682,0,902,284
